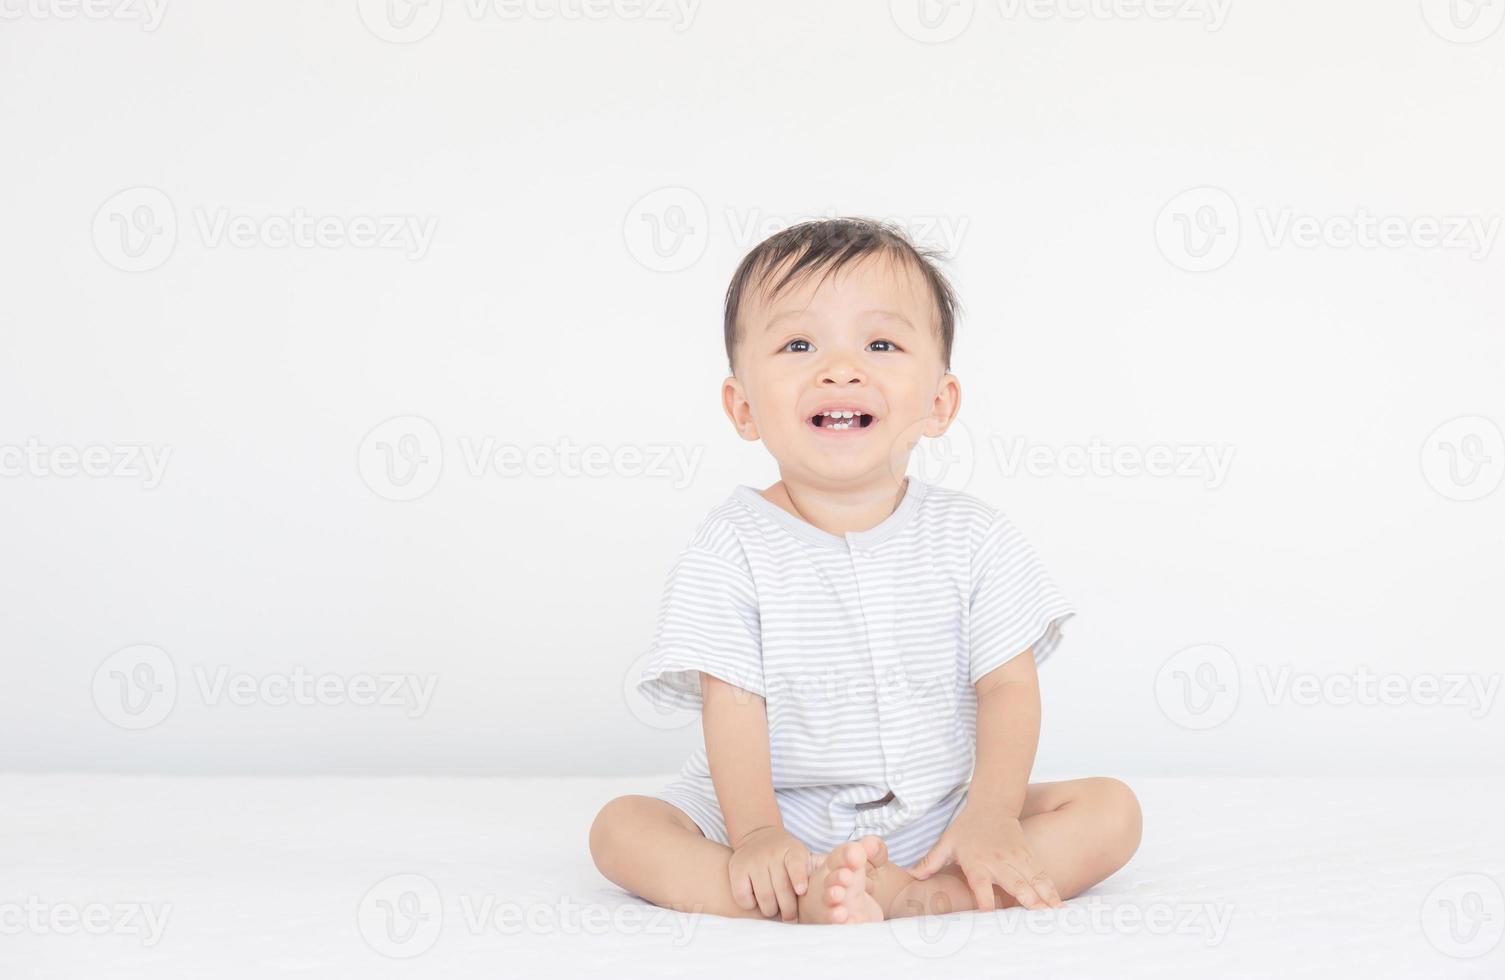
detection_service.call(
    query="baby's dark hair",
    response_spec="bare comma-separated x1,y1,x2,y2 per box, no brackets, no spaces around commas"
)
722,217,960,372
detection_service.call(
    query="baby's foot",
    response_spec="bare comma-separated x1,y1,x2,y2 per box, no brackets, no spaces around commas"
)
799,836,886,925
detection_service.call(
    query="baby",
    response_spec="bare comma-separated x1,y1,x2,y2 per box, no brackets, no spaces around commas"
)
590,218,1141,925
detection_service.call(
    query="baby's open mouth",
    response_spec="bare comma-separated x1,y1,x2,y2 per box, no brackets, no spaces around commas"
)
809,410,876,431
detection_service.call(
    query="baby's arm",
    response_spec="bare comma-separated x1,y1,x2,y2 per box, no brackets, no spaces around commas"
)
967,648,1043,816
907,649,1065,910
700,672,812,921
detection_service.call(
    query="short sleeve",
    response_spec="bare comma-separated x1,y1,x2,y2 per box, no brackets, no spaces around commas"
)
967,512,1076,685
635,546,765,712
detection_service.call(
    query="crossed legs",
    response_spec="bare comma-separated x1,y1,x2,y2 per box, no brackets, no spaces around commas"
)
589,777,1142,923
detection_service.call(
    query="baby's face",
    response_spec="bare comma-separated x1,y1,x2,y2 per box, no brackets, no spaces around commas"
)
723,253,960,488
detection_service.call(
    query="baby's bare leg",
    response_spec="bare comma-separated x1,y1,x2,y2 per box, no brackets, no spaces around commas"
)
590,795,887,924
870,776,1143,918
590,795,770,919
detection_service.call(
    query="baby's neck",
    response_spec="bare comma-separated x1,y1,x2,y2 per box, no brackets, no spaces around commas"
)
758,476,909,537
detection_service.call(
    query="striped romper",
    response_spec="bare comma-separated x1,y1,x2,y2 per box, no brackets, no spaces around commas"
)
634,476,1076,869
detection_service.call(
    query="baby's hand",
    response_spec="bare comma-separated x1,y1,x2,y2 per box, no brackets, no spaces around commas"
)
908,808,1064,911
727,825,812,922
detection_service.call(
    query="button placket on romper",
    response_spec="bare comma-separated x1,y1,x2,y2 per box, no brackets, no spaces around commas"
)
844,535,915,841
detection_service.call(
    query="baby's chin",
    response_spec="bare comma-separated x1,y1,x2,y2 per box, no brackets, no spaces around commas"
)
773,450,907,489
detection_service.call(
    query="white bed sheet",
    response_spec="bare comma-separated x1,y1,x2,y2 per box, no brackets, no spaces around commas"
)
2,774,1501,979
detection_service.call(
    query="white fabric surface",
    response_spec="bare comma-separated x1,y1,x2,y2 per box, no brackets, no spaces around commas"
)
2,774,1502,978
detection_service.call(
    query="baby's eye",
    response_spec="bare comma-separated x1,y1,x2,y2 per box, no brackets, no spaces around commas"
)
783,339,813,353
868,340,901,352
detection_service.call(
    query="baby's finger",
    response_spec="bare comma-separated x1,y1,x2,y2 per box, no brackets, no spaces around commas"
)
1028,868,1065,909
729,870,758,912
966,869,997,913
753,869,780,919
908,840,952,880
771,865,800,923
1000,868,1045,910
786,851,810,897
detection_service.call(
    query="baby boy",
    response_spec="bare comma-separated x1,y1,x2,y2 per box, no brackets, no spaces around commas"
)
590,218,1141,925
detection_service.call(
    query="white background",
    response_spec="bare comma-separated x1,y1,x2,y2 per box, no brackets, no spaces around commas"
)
2,0,1502,780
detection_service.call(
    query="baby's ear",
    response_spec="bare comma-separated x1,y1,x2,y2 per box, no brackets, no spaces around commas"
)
721,376,760,441
925,372,962,436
